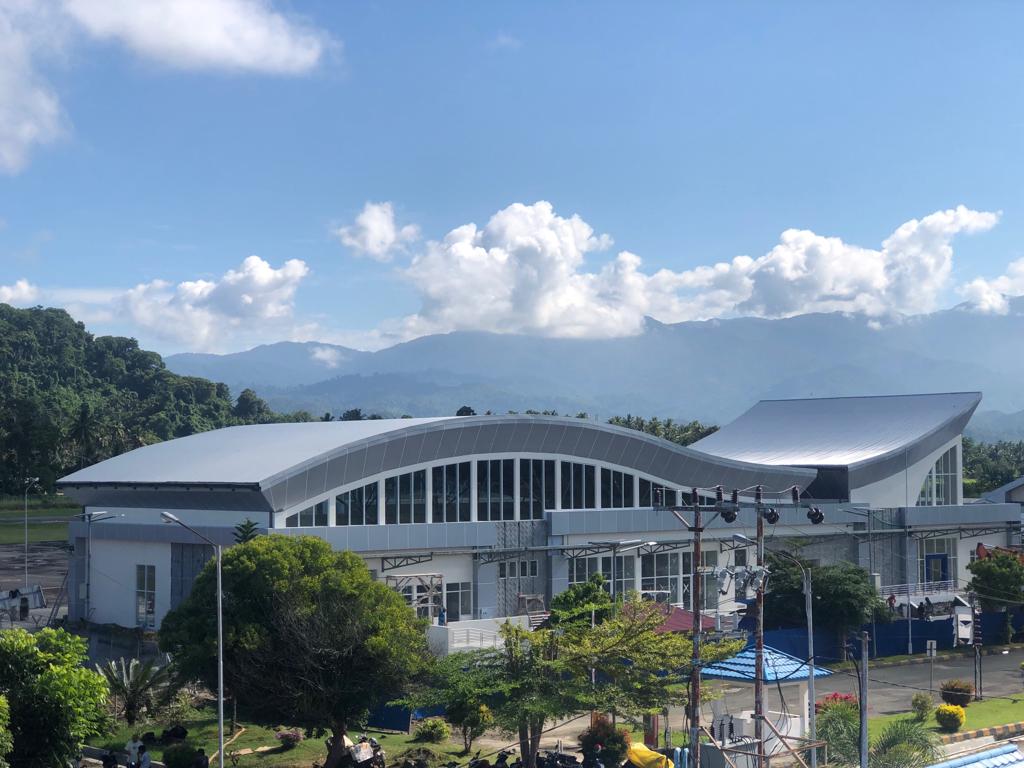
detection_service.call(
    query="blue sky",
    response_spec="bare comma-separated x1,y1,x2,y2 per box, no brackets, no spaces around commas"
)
2,1,1023,352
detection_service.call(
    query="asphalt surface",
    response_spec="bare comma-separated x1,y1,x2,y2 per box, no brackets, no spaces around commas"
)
701,647,1024,719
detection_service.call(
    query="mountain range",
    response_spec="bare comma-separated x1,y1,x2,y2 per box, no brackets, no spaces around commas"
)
165,299,1024,436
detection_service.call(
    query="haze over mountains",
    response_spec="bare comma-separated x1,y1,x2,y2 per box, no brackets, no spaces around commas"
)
164,300,1024,438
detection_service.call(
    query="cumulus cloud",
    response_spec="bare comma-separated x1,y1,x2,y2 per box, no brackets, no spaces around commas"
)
0,1,67,173
960,257,1024,315
489,33,522,50
121,255,310,348
393,201,998,339
310,346,343,367
335,201,420,261
0,278,40,306
63,0,332,74
1,0,333,173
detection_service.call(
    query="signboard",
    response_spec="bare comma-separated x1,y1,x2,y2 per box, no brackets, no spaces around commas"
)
926,640,937,658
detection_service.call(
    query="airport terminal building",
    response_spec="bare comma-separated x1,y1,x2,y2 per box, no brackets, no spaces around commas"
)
57,392,1022,632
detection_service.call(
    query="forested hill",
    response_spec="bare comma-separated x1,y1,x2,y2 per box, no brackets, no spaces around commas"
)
0,304,312,492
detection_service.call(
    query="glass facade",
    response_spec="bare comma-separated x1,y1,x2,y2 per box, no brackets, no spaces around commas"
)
385,469,427,524
499,558,540,579
135,564,156,629
336,481,379,526
600,468,636,508
568,554,635,597
477,459,515,521
560,461,596,509
639,478,678,507
445,581,472,621
433,462,471,522
919,536,958,584
285,499,329,527
916,446,959,506
520,459,555,520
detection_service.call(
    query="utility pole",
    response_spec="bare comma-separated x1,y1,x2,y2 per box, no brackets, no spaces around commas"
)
23,476,39,591
972,593,983,700
906,529,914,655
755,486,766,768
689,487,703,766
859,631,869,768
803,564,817,768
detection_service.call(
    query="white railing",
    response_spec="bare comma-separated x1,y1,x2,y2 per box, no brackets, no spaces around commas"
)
883,580,956,597
448,628,501,649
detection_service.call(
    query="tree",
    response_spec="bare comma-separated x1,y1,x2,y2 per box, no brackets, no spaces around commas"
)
548,573,612,626
477,597,741,768
96,657,171,725
233,518,260,544
456,405,476,416
819,707,940,768
0,696,12,768
0,628,109,768
404,654,494,752
765,557,884,647
159,536,429,768
340,408,364,421
967,550,1024,611
233,389,272,421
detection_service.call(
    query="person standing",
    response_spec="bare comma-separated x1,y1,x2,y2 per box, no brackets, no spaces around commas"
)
125,734,144,767
138,745,151,768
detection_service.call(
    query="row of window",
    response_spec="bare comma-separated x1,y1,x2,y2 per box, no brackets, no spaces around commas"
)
400,581,473,621
568,550,722,610
498,559,539,579
917,446,959,506
288,458,683,527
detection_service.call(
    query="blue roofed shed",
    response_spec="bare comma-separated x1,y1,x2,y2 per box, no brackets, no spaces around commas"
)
927,743,1024,768
702,645,832,682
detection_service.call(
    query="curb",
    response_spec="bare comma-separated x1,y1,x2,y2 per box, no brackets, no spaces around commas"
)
940,720,1024,744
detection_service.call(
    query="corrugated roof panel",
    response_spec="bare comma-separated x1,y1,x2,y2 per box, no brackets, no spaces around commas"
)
701,645,832,682
692,393,981,469
928,744,1024,768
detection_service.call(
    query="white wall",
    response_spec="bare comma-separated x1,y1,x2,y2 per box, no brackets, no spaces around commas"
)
851,436,961,508
86,538,172,628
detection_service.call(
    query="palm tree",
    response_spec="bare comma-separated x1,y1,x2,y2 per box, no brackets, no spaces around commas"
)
818,708,940,768
96,657,171,725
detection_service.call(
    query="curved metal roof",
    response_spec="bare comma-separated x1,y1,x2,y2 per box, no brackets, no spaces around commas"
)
692,392,981,470
58,415,815,512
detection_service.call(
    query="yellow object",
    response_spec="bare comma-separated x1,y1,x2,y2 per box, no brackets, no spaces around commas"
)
627,742,674,768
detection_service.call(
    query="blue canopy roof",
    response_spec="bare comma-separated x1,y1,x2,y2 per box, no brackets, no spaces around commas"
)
701,645,832,682
927,744,1024,768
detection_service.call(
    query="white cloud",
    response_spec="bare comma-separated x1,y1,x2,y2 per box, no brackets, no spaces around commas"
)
489,33,522,51
0,278,40,305
393,201,998,339
310,345,343,368
121,255,310,349
960,257,1024,315
63,0,332,74
0,1,67,174
335,201,420,262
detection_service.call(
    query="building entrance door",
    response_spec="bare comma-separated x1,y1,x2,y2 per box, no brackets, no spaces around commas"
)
925,553,949,583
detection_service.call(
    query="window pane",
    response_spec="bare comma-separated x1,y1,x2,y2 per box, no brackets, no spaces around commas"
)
385,476,398,524
477,460,490,520
561,461,572,509
612,471,623,508
413,470,426,523
364,482,378,525
601,468,612,508
490,460,501,521
624,474,634,507
335,492,350,526
458,462,471,521
531,460,543,520
573,463,584,507
585,465,596,508
640,478,651,507
519,459,531,519
285,513,297,528
445,464,457,522
300,505,314,527
544,460,555,511
530,560,538,577
432,467,444,522
499,562,506,579
400,473,412,524
315,500,329,526
502,460,515,519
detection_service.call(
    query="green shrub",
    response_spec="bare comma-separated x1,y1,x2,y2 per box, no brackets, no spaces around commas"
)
911,692,934,721
579,714,632,768
414,717,452,744
940,679,974,707
935,704,966,732
163,743,199,768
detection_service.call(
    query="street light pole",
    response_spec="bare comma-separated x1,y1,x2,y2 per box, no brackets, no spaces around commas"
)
23,477,39,591
162,512,225,768
773,550,817,768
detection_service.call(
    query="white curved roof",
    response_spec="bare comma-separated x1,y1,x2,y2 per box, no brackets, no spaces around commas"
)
59,418,453,486
691,392,981,469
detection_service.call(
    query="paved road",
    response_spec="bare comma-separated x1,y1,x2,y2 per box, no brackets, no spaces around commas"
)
699,647,1024,720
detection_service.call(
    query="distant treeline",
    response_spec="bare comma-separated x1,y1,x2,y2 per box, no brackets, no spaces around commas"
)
963,437,1024,496
0,305,313,493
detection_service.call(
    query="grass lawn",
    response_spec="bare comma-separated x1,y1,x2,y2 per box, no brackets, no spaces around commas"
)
90,709,464,767
868,695,1024,739
0,504,79,544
